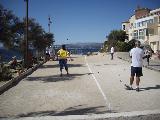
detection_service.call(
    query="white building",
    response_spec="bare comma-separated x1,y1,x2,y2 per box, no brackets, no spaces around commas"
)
122,7,160,52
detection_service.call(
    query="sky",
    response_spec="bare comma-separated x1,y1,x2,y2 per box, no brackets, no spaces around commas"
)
0,0,160,45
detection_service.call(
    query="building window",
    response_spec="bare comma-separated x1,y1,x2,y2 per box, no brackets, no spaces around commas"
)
130,23,133,29
139,29,143,35
133,30,138,39
142,21,145,26
139,29,145,40
147,19,154,25
145,28,149,36
148,28,154,35
134,23,136,28
150,19,154,23
154,17,158,23
144,21,147,27
139,22,143,27
123,25,125,30
137,22,140,27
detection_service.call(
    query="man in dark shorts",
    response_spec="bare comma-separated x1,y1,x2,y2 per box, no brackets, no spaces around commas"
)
126,41,144,92
57,45,70,76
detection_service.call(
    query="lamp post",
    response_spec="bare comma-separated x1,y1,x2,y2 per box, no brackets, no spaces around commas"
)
0,9,7,32
48,15,52,33
47,16,54,59
24,0,29,68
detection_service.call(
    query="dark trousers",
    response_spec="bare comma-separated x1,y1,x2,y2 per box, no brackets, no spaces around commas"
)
146,55,150,65
111,53,114,60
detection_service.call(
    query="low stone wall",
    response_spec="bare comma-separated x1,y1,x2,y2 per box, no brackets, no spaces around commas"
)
2,109,160,120
116,52,160,72
116,52,131,62
0,61,45,95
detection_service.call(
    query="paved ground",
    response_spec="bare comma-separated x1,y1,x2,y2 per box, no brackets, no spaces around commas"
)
0,53,160,119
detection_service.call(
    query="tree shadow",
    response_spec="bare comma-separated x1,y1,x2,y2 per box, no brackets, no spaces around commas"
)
141,85,160,91
25,73,91,83
95,65,101,66
69,56,79,58
149,64,160,66
39,64,84,69
104,64,117,65
15,105,116,118
40,64,59,69
68,64,84,67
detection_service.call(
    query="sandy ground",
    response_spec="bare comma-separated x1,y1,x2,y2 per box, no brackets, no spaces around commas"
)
0,54,160,118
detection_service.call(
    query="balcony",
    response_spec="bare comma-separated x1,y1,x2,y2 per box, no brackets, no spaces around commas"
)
149,35,160,42
147,22,160,28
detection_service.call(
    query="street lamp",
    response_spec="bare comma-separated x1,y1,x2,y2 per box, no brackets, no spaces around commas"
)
24,0,29,68
48,15,52,33
47,16,55,60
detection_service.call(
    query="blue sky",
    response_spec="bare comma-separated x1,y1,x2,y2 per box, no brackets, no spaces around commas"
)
1,0,160,44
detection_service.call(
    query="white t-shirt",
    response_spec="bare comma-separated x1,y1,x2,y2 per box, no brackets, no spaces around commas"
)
111,47,114,53
130,47,144,67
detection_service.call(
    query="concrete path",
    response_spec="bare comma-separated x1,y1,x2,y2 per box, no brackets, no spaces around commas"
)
86,53,160,112
0,54,160,119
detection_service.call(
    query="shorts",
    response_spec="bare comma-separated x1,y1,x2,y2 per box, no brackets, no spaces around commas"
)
131,66,143,77
59,59,68,70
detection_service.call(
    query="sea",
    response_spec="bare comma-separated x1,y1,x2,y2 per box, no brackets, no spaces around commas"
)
0,47,101,62
0,47,23,62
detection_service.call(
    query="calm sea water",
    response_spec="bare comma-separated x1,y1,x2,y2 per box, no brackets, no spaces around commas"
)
0,48,23,62
55,48,100,55
0,47,100,62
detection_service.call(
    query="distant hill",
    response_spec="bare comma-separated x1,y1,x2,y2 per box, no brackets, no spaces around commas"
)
55,42,103,49
54,42,103,54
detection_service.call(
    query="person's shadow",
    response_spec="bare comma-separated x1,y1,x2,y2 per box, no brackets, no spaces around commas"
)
141,85,160,91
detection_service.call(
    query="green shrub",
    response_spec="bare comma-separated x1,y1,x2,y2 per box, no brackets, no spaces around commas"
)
0,64,12,81
116,41,131,52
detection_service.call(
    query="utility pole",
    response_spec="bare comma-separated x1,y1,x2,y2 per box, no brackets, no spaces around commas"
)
24,0,29,68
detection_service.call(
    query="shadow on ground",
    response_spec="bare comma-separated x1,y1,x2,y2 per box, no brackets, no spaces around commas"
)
149,64,160,66
14,105,115,118
103,64,117,65
25,72,92,82
141,85,160,91
40,63,84,69
124,85,160,92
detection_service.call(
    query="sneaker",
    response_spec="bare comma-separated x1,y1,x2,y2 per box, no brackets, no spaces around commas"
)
67,73,69,76
136,87,140,92
125,84,133,90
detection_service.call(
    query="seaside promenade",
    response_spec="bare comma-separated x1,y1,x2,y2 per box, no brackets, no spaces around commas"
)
0,53,160,120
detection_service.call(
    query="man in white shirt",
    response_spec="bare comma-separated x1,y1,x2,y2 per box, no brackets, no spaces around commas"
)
110,46,114,60
126,41,144,92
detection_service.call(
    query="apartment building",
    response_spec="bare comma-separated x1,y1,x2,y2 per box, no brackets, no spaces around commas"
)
122,7,160,52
